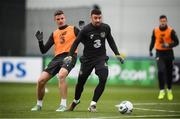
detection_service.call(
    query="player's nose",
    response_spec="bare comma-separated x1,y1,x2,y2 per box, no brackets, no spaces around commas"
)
96,19,100,22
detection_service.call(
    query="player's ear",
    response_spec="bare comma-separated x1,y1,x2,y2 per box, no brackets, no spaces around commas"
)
90,15,93,21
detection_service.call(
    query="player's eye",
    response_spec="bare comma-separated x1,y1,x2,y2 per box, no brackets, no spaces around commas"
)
56,18,64,20
94,16,101,20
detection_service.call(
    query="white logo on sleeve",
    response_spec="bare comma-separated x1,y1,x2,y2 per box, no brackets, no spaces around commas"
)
94,39,101,48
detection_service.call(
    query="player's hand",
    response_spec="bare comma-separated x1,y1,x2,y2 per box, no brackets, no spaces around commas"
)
35,30,43,42
149,51,153,57
63,56,72,65
162,43,169,48
116,54,125,64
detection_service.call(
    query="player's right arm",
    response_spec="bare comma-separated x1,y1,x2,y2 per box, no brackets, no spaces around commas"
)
68,30,84,56
63,30,84,65
149,30,155,57
35,31,54,54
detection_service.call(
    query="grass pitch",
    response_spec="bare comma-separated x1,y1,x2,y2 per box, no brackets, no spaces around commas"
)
0,83,180,118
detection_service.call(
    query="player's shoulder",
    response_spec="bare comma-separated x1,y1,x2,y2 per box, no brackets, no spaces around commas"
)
67,25,77,29
153,27,159,33
100,23,111,32
167,26,174,31
101,23,111,30
101,23,110,27
83,23,92,29
80,23,92,33
154,26,159,30
168,26,176,34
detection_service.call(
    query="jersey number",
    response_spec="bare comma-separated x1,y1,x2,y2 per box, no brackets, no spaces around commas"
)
94,39,101,48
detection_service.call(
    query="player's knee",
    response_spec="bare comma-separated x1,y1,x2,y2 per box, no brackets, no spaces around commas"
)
96,68,108,80
37,71,51,85
99,77,107,85
76,79,84,87
76,83,82,89
58,75,67,85
38,77,47,85
58,73,65,80
76,77,86,88
58,68,68,80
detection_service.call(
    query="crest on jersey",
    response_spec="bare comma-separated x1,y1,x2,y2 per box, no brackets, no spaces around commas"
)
160,34,165,44
100,32,105,38
90,34,94,39
59,31,67,44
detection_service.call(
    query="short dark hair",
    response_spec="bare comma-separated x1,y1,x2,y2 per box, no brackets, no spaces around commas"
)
91,9,101,15
159,15,167,20
54,10,64,16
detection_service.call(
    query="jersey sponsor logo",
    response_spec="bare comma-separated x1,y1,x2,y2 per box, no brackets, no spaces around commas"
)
59,31,67,44
94,39,101,48
100,32,106,38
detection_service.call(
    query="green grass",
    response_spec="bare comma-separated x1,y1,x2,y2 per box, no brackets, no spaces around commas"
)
0,83,180,118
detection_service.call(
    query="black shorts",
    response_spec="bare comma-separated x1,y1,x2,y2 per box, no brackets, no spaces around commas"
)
44,53,77,77
79,56,109,75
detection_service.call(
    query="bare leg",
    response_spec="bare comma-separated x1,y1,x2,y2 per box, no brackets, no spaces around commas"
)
31,71,52,111
37,71,52,100
58,68,68,103
55,68,69,111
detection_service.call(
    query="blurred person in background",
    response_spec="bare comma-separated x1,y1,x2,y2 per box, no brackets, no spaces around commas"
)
64,9,124,112
31,10,79,112
149,15,179,101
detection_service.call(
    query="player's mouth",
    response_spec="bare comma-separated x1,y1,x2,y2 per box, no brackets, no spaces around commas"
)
59,22,64,25
95,22,101,26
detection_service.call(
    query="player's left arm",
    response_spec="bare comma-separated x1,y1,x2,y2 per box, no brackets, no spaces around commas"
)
169,29,179,48
106,26,124,64
162,29,179,48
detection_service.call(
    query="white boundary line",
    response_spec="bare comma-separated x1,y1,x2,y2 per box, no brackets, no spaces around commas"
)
134,107,180,113
99,114,180,119
115,102,180,112
134,102,180,105
65,103,180,119
112,102,180,119
116,102,180,107
63,115,180,119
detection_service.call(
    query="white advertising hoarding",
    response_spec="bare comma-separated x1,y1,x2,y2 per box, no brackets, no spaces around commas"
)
0,57,42,83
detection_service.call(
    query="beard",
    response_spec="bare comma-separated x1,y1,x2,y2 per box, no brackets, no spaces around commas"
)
94,22,101,27
159,24,167,31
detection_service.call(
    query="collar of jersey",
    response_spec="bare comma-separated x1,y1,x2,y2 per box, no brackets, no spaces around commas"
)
59,24,68,30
